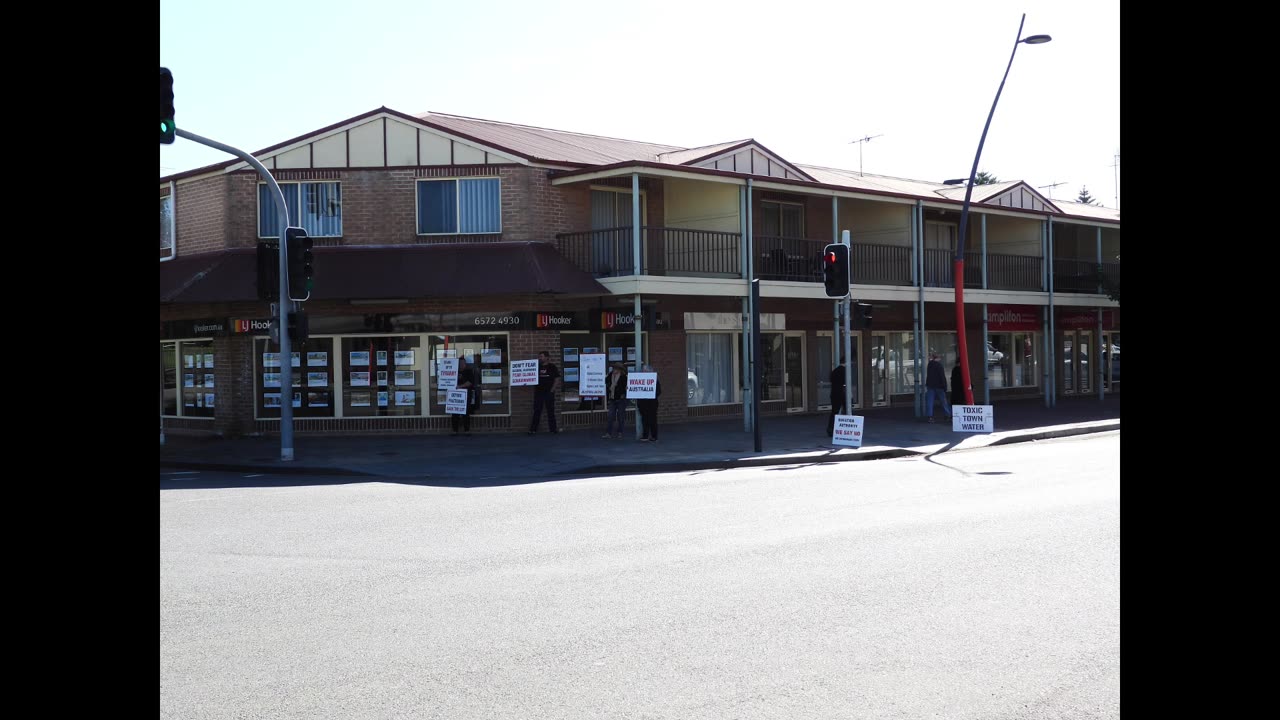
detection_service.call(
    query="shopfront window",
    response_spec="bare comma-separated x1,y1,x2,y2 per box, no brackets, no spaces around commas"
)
428,335,509,415
340,335,424,417
254,338,337,418
173,340,217,418
890,332,919,395
687,333,738,406
562,332,648,411
160,342,178,417
986,333,1040,388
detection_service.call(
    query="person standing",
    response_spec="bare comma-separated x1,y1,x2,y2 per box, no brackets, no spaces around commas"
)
451,356,477,436
603,362,628,439
950,361,966,408
826,356,847,436
925,353,951,423
635,363,662,442
528,351,561,434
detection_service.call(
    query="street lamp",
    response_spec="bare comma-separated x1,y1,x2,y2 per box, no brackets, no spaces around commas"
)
953,14,1050,406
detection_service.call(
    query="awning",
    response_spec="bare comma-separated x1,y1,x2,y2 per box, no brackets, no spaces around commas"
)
160,241,610,303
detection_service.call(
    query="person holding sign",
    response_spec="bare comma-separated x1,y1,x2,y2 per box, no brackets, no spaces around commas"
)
528,351,562,435
603,362,628,439
451,356,477,436
635,363,662,442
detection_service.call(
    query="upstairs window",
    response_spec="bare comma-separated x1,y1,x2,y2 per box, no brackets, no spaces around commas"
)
417,178,501,235
258,182,342,238
761,201,804,237
160,196,174,256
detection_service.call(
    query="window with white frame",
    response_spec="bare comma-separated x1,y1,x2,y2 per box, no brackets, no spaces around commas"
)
160,196,174,254
258,182,343,238
417,177,501,235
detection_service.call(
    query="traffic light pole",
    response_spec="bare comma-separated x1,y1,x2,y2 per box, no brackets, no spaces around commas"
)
841,231,853,415
175,128,296,462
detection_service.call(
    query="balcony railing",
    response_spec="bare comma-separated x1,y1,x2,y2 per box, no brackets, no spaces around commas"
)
556,227,643,277
925,249,1043,291
553,226,1091,293
1054,258,1121,294
756,236,825,281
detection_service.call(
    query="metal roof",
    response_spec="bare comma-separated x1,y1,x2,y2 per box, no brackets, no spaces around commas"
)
160,107,1119,223
419,112,683,166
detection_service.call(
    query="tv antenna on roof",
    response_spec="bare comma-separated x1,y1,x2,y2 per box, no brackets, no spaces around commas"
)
848,134,883,176
1038,181,1067,199
1109,153,1120,209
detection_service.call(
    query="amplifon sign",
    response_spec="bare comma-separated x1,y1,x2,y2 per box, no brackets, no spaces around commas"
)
987,305,1040,332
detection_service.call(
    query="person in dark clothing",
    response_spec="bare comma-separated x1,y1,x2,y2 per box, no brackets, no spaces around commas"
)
950,362,966,407
451,357,477,436
826,357,847,436
604,363,628,439
636,363,662,442
924,353,951,423
528,351,561,434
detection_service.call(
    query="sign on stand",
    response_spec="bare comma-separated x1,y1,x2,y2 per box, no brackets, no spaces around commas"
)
952,405,994,433
445,389,469,415
510,359,539,386
580,354,606,397
438,358,459,391
625,372,658,399
832,414,864,447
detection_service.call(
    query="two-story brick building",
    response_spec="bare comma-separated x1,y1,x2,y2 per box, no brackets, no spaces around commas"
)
159,107,1120,437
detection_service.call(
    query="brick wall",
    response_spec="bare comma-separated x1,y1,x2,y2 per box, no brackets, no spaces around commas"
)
174,175,228,255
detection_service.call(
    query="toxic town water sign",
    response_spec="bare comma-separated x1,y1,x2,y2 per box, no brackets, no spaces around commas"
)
952,405,994,433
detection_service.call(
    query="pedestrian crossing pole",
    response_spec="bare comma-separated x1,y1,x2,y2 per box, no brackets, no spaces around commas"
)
842,230,853,415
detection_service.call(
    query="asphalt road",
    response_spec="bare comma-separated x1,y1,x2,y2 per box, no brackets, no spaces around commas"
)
161,431,1120,719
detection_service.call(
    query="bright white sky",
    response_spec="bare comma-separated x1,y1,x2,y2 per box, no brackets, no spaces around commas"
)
160,0,1119,208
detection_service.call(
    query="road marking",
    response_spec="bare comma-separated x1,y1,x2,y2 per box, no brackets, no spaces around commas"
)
160,471,200,476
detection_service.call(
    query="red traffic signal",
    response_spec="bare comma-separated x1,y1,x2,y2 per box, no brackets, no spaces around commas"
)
822,243,849,298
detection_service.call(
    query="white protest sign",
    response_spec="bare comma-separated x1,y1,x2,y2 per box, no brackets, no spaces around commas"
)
445,389,469,415
952,405,994,433
626,372,658,399
510,359,540,387
832,415,865,447
438,358,459,391
579,354,606,397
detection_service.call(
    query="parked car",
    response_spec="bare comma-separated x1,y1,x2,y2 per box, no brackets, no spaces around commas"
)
986,343,1004,365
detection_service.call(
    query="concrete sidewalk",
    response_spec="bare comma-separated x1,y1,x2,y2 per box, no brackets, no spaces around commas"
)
159,396,1119,482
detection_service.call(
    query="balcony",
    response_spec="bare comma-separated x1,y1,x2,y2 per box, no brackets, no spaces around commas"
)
1054,259,1121,294
924,250,1042,291
553,227,1057,293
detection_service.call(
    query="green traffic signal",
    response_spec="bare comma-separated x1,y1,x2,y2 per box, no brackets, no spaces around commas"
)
160,67,176,144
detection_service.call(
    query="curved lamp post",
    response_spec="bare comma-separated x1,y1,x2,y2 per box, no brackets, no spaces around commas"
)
954,14,1050,405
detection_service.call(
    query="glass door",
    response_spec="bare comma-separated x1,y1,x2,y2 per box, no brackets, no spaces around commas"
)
1062,333,1075,394
817,334,832,410
784,333,806,413
870,333,889,406
1078,330,1093,394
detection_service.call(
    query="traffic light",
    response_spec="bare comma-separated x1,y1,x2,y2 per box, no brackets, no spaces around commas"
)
256,240,279,301
287,310,309,345
285,227,313,301
160,67,175,144
822,243,850,298
853,302,873,329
